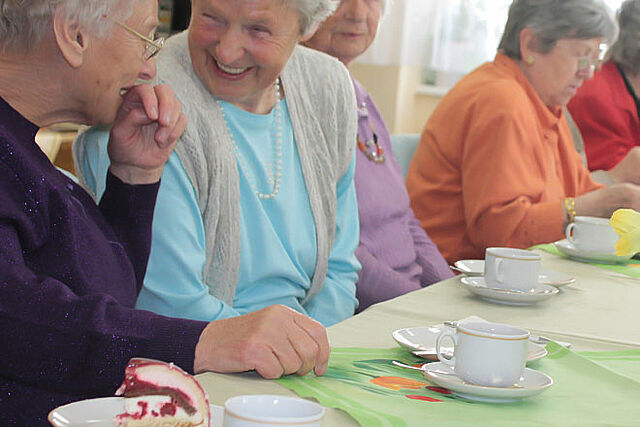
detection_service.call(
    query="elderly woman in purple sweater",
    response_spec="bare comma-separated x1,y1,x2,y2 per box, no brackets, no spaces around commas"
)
304,0,453,311
0,0,328,424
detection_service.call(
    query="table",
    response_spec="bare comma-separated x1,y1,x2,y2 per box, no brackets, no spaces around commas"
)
196,250,640,425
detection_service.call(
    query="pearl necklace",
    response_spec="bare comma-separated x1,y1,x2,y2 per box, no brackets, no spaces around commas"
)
218,79,283,200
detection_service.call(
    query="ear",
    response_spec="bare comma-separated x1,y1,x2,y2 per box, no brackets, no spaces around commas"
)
519,28,539,62
52,6,88,68
299,21,320,43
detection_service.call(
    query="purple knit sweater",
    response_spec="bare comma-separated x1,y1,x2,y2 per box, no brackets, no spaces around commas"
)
352,79,453,311
0,97,207,425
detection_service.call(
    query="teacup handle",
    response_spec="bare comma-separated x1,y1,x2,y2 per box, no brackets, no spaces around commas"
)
491,258,505,284
566,222,576,245
436,331,457,366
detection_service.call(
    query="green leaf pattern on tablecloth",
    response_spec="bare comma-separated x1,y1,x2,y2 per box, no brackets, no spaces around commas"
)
276,345,640,426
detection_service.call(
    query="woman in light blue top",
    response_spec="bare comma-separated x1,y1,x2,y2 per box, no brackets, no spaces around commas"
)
75,0,360,327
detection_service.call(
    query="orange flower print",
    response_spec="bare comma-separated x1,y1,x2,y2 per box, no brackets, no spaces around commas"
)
370,376,429,391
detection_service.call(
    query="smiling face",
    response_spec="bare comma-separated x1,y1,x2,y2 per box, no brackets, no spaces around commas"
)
304,0,381,66
188,0,305,113
80,0,158,124
522,37,603,108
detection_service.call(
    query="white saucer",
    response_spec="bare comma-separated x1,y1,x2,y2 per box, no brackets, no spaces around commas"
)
454,260,575,287
452,260,484,276
554,239,632,264
392,323,547,364
422,362,553,403
460,277,559,305
48,397,224,427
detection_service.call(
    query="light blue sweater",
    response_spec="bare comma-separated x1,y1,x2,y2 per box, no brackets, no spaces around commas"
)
76,99,360,327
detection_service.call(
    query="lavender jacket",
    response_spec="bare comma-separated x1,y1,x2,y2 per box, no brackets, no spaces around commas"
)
0,97,207,425
353,79,453,311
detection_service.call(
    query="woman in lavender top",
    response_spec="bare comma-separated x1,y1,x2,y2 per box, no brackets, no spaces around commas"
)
0,0,328,424
304,0,453,311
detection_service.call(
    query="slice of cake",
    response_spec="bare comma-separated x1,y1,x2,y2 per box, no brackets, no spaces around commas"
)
115,358,210,427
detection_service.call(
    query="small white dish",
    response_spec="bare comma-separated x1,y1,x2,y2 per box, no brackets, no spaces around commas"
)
224,395,324,427
452,259,484,276
392,325,547,363
454,260,575,287
422,362,553,403
48,397,223,427
554,239,632,264
460,277,559,305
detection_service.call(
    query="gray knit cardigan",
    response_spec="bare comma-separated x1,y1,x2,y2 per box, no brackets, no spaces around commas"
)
154,32,357,305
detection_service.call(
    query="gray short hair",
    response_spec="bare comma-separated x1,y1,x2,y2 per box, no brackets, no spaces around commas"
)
0,0,135,52
498,0,618,60
608,0,640,74
285,0,339,35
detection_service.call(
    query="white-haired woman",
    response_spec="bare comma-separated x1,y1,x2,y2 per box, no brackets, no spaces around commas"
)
303,0,453,311
0,1,331,423
75,0,360,326
569,0,640,184
407,0,640,263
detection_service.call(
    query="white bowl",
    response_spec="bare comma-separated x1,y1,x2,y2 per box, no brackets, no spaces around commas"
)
224,395,324,427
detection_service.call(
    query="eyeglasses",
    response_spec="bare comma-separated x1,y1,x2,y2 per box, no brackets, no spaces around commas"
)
576,44,607,73
106,16,165,60
576,56,601,73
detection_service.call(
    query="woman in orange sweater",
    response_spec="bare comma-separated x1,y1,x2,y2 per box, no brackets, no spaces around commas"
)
407,0,640,263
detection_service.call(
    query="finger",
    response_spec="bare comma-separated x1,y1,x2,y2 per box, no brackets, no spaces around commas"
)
154,84,179,127
253,349,286,380
116,107,156,134
294,315,330,376
269,337,304,377
125,84,159,121
155,103,184,147
163,112,188,148
285,327,318,376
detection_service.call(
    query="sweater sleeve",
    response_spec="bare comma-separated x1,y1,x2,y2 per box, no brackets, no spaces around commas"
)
406,214,454,286
568,65,638,171
354,244,421,311
99,172,160,291
0,176,207,398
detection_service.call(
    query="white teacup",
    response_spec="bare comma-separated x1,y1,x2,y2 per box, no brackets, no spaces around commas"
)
565,216,619,253
436,321,530,387
484,247,541,292
223,395,324,427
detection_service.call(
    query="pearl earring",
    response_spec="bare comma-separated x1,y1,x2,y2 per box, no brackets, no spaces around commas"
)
526,55,535,65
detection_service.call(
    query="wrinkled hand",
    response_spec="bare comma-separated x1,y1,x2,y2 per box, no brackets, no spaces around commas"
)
194,305,330,379
575,182,640,218
108,84,187,184
608,147,640,185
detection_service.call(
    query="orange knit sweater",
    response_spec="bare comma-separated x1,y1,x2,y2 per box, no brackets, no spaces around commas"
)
407,53,602,263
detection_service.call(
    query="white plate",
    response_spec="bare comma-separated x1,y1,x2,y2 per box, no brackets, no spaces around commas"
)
48,397,223,427
554,239,632,264
454,260,575,287
453,260,484,276
392,325,547,363
422,362,553,403
460,277,559,305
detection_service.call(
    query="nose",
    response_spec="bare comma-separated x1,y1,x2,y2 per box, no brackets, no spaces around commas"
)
215,28,245,65
343,0,368,21
138,57,157,81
